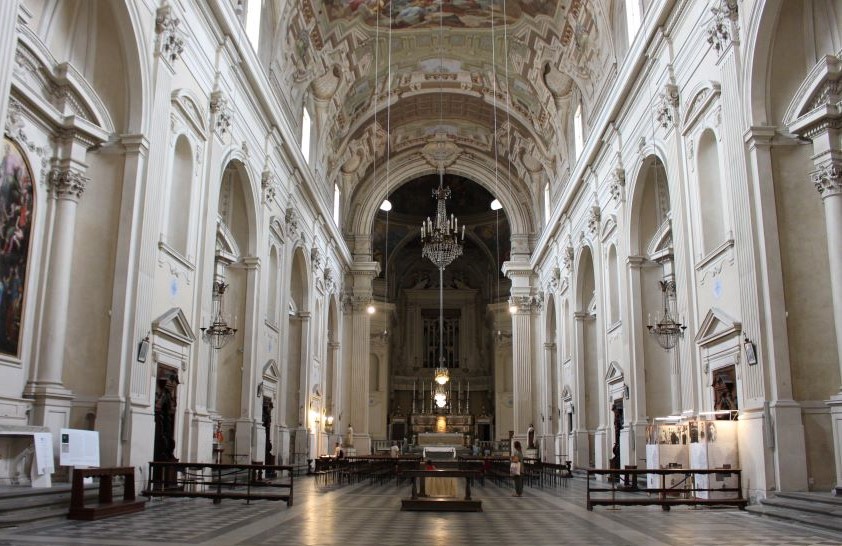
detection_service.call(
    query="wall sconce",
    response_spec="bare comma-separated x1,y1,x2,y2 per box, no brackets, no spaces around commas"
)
325,415,334,433
256,381,264,398
137,335,150,363
743,336,758,366
623,383,630,400
569,403,575,414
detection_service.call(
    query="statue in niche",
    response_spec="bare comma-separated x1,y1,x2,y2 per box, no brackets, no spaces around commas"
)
409,271,430,289
153,373,178,462
263,397,275,473
450,272,470,289
527,424,535,449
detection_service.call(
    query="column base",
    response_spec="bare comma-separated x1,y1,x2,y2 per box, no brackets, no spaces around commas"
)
770,400,808,492
125,406,154,472
27,383,74,441
571,430,590,468
190,413,214,464
827,393,842,493
234,419,257,464
352,433,371,455
95,395,125,467
593,427,608,469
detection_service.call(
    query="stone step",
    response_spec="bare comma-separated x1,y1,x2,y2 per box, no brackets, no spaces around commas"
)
761,496,842,517
0,483,122,528
775,491,842,507
746,503,842,533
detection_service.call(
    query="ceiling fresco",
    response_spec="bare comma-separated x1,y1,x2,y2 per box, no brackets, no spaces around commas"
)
323,0,561,29
271,0,615,242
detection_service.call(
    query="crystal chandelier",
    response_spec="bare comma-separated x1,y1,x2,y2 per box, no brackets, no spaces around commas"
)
421,170,465,389
201,280,237,349
647,279,686,350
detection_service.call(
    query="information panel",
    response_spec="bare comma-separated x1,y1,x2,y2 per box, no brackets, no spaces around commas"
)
59,429,100,467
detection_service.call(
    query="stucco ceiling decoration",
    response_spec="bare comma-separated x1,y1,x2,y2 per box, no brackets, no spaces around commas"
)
421,133,461,171
276,1,613,229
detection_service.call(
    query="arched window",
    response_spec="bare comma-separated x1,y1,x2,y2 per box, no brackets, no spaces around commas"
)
301,108,312,163
574,101,584,160
245,0,262,50
333,183,340,225
697,129,726,255
626,0,642,43
562,299,570,359
544,182,551,225
167,135,193,256
607,245,620,324
267,246,279,322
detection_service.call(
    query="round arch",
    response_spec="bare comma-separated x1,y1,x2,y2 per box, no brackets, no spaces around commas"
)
625,151,672,257
217,153,261,257
348,151,535,241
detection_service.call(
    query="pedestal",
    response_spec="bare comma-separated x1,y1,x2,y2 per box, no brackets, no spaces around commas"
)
828,394,842,495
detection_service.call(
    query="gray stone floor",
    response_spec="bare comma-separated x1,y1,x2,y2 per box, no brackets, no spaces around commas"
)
0,477,840,546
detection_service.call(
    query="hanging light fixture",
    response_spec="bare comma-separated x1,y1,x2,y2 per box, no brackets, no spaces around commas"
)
647,279,686,350
201,280,237,349
420,0,466,396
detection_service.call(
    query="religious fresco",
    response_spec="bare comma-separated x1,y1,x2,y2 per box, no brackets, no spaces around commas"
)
324,0,559,30
0,138,34,356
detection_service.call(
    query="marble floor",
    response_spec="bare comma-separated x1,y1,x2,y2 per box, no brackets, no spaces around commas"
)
0,477,840,546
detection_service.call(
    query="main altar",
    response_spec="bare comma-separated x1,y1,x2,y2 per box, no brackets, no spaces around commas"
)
418,432,464,446
410,414,474,446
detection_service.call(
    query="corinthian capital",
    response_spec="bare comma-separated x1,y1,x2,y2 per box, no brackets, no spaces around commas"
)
155,5,184,63
48,167,88,201
509,294,543,314
812,160,842,198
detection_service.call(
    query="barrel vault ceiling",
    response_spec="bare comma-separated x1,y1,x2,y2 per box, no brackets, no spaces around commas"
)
268,0,617,236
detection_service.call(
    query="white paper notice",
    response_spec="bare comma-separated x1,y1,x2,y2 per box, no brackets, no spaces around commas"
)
33,432,55,475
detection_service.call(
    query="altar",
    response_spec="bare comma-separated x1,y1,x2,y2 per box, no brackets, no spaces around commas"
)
422,446,456,459
417,432,464,447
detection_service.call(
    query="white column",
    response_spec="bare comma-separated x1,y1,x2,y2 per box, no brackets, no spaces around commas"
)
41,170,85,384
0,0,19,129
814,159,842,494
812,160,842,392
96,135,149,467
30,163,87,434
510,298,534,435
120,4,183,471
571,311,589,467
346,261,379,454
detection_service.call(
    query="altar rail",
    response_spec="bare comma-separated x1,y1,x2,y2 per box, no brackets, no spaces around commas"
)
586,468,746,511
314,456,422,487
143,462,294,506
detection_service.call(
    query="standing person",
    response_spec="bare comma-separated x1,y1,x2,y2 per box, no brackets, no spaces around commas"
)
511,440,524,497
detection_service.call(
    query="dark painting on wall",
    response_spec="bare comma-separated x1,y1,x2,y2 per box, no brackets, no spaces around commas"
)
0,138,34,356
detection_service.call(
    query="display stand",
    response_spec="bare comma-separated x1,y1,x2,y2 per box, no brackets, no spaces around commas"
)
645,420,689,491
689,415,739,499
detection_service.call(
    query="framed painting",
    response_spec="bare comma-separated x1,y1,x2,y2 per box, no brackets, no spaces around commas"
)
0,138,34,357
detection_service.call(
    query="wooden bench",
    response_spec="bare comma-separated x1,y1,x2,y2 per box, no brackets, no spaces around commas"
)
68,467,145,520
